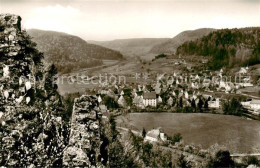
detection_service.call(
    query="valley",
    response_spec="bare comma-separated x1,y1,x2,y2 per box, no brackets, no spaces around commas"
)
1,0,260,166
53,27,260,164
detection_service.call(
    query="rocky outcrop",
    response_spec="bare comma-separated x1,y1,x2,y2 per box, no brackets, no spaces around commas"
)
0,14,68,167
63,95,104,167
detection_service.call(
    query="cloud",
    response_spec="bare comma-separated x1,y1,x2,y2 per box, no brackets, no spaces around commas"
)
24,4,81,34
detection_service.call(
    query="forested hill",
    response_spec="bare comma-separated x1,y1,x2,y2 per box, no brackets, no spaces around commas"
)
28,29,123,73
176,27,260,70
150,28,214,54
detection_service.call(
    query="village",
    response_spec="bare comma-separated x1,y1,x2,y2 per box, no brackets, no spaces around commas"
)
77,65,260,121
1,5,260,166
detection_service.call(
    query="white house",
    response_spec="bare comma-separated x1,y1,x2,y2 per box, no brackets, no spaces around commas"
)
98,95,102,103
203,79,211,87
118,95,126,107
3,65,10,78
238,67,248,74
133,95,144,108
167,78,174,86
157,96,162,103
225,84,232,93
167,97,173,106
249,99,260,111
176,79,180,85
191,82,199,89
241,99,252,108
208,98,220,108
143,92,157,107
184,91,189,99
144,129,167,142
219,81,226,88
155,87,161,94
3,90,9,99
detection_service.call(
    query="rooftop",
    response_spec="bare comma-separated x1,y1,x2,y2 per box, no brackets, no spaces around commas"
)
146,129,160,138
143,92,156,99
250,99,260,105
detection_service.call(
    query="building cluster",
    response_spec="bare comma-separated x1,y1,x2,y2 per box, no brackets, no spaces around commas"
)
85,65,260,117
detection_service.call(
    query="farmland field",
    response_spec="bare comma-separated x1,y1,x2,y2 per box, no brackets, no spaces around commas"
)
116,113,260,153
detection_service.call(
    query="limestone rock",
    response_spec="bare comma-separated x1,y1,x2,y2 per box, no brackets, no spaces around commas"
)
0,14,67,167
63,95,104,167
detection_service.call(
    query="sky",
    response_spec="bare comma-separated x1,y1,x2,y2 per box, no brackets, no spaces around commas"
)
0,0,259,41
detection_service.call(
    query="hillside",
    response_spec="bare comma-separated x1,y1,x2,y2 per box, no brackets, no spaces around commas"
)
89,38,170,57
150,28,215,54
27,29,123,73
176,27,260,70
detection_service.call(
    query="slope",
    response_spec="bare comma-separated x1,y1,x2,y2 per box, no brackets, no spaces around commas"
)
27,29,123,73
89,38,170,57
150,28,215,54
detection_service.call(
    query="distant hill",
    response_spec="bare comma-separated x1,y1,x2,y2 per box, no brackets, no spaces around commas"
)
150,28,215,54
89,38,170,57
176,27,260,70
27,29,123,73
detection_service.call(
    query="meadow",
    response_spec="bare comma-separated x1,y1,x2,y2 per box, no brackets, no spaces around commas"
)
117,113,260,153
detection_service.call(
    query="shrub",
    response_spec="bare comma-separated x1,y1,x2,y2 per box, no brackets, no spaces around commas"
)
207,150,234,168
243,156,259,166
155,54,167,60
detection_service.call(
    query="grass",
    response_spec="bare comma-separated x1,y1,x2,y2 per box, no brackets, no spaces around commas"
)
116,113,260,153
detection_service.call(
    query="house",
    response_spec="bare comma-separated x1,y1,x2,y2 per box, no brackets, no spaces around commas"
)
184,91,189,99
219,81,226,88
195,74,200,80
176,79,180,85
118,95,126,107
167,97,173,106
144,129,167,142
191,82,199,89
155,87,161,94
241,99,252,107
100,105,108,113
208,98,220,108
155,82,161,89
157,96,162,103
203,79,211,87
167,78,174,86
249,99,260,111
143,92,157,107
3,65,10,78
97,95,102,103
133,95,144,108
238,67,248,74
237,76,254,87
225,84,232,93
